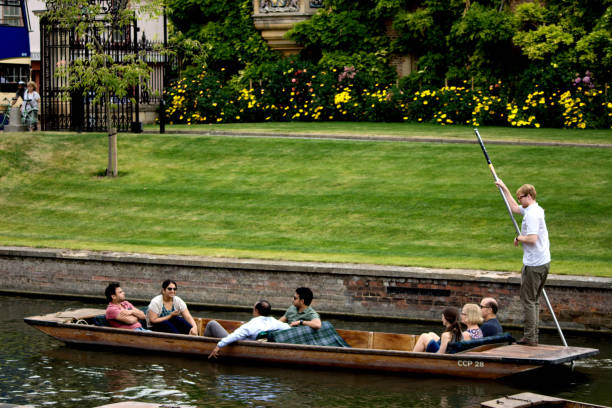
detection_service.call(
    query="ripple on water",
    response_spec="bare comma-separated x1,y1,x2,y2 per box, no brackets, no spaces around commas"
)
574,358,612,369
215,374,293,404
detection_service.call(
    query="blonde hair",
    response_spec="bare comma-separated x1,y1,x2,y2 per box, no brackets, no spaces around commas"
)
516,184,536,200
462,303,483,325
27,81,37,91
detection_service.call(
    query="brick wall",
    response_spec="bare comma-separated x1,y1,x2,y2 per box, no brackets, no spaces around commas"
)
1,247,611,331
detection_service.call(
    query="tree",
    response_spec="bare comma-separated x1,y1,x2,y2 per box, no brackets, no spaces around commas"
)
43,0,160,177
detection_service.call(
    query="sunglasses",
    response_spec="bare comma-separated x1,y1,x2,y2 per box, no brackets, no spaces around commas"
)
166,287,177,291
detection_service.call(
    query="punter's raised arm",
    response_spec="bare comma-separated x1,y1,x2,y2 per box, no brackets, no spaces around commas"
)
494,179,521,214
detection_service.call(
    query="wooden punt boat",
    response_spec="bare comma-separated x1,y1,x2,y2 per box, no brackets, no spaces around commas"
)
481,392,610,408
24,308,598,380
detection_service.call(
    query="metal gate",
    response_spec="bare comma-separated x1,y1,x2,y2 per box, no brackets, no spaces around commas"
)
40,19,139,132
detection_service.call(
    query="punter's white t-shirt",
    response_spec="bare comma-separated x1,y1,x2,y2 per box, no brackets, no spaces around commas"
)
519,203,551,266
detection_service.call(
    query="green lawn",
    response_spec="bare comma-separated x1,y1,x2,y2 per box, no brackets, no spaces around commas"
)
1,129,610,276
143,122,612,145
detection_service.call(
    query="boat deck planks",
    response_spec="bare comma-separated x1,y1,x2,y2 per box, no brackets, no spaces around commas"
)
461,344,599,365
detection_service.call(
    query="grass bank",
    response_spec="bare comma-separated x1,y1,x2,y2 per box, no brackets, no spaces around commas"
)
143,122,612,145
0,129,610,276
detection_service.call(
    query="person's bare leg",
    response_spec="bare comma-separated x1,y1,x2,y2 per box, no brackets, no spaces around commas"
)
413,332,437,352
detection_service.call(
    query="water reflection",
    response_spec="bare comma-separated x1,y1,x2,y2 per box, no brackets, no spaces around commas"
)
1,295,611,407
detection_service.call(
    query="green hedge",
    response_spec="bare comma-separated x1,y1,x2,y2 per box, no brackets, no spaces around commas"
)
164,65,611,129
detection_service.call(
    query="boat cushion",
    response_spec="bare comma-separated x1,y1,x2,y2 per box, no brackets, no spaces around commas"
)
263,321,351,348
446,332,515,354
93,315,111,326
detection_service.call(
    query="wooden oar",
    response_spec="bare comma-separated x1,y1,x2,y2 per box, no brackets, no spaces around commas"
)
474,128,568,347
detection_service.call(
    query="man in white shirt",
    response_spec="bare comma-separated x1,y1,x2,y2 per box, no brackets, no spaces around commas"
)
207,300,290,359
495,179,550,346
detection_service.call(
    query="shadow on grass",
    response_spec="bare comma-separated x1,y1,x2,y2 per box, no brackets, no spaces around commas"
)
91,169,131,178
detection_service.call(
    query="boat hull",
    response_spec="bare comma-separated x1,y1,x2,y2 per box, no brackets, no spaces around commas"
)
27,319,545,379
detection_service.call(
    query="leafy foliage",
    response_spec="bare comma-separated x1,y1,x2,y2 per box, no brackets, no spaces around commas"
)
164,0,612,129
166,0,273,76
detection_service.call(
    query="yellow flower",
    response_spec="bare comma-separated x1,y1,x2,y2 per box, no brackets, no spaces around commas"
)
334,91,351,105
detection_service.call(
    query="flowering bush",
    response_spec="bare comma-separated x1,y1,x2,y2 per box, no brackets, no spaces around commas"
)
164,65,611,129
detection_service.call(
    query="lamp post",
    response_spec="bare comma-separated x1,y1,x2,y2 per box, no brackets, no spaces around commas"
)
159,4,167,134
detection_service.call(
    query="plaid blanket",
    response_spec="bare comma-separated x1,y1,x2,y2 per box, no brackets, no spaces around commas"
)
264,321,350,348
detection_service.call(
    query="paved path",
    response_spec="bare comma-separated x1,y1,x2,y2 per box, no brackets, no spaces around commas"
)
144,129,612,149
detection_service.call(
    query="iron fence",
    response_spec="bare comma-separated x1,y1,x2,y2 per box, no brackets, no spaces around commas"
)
41,16,163,132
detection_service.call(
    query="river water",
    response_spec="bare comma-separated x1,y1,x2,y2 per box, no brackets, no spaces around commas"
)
1,296,611,407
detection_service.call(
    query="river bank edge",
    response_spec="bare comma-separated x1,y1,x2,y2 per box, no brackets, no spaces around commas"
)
1,246,611,333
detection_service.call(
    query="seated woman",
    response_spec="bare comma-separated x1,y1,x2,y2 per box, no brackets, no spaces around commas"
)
147,280,198,335
412,307,463,353
461,303,483,340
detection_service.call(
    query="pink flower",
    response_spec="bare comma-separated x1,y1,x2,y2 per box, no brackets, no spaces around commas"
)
291,78,297,83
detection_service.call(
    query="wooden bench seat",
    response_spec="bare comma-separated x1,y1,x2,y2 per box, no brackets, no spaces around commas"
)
337,329,417,351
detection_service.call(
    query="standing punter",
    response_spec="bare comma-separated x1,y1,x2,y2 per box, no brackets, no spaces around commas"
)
495,179,550,346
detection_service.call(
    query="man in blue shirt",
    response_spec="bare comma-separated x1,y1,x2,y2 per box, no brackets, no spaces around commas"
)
480,297,503,337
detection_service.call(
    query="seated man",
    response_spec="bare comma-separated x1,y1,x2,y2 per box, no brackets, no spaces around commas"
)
104,282,147,331
279,287,321,330
207,300,290,359
480,297,503,337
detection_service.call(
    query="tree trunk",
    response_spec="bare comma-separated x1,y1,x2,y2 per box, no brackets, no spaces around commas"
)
105,90,118,177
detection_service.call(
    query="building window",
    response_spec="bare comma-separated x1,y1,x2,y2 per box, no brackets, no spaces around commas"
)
0,64,29,91
0,0,24,27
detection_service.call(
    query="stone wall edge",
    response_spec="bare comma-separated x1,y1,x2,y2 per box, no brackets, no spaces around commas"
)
0,246,610,289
